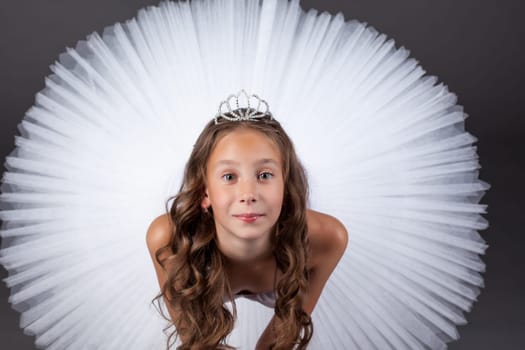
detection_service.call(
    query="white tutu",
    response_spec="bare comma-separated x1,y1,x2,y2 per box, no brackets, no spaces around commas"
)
0,0,489,349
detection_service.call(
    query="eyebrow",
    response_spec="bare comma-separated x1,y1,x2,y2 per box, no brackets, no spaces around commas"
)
213,158,279,167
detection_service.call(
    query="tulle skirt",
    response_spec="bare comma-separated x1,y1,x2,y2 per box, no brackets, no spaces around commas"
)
0,0,489,348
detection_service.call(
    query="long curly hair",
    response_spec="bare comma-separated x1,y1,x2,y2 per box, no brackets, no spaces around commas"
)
152,113,313,349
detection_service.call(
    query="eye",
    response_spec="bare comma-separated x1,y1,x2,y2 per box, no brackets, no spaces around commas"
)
222,173,236,182
258,171,274,180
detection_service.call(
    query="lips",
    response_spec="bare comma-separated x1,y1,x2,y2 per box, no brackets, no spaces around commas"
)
233,213,264,223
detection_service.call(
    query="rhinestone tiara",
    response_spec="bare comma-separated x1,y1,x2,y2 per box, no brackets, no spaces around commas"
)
214,90,273,124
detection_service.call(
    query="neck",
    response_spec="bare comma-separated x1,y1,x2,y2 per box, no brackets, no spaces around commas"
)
216,234,273,264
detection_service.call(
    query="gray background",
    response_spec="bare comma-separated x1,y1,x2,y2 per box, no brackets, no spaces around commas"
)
0,0,523,349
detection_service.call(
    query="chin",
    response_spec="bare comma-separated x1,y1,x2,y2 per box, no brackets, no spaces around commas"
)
231,222,275,240
234,228,272,241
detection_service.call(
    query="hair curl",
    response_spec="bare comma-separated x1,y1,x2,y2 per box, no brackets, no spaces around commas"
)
152,113,313,349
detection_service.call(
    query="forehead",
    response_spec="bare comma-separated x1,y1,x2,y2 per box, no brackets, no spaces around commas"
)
208,128,282,167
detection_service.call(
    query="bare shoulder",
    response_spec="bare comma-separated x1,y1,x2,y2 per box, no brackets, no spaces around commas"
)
146,213,173,254
302,209,349,314
306,209,348,268
306,209,348,250
145,213,181,324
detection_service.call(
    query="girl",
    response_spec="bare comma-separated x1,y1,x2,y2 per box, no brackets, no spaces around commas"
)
146,94,348,349
0,2,488,349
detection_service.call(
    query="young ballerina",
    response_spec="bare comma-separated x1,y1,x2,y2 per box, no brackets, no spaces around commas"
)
146,92,348,349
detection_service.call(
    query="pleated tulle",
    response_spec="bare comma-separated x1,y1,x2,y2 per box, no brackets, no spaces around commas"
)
0,0,488,349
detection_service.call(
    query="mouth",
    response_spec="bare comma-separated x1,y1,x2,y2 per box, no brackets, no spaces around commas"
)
233,213,265,223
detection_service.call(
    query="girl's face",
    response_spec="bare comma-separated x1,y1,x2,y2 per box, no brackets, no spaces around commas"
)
202,128,284,246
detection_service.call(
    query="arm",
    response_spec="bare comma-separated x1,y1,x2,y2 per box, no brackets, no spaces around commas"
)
255,315,278,350
256,209,348,349
303,209,348,315
146,214,190,343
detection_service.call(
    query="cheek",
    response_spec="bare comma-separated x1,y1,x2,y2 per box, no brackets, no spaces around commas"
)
278,192,285,208
208,187,232,208
271,184,285,209
213,197,231,209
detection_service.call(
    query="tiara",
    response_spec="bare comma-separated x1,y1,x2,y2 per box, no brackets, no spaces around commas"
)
214,90,273,124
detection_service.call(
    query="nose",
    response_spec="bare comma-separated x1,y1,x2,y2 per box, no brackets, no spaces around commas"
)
240,192,256,203
239,179,257,203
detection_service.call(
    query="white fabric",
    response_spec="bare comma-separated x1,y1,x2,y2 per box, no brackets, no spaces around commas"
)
0,0,489,349
231,290,277,309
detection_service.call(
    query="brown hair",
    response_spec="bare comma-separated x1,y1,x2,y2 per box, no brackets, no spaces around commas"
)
152,113,313,349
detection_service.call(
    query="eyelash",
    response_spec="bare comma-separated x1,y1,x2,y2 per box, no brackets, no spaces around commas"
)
258,171,274,180
221,172,274,182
